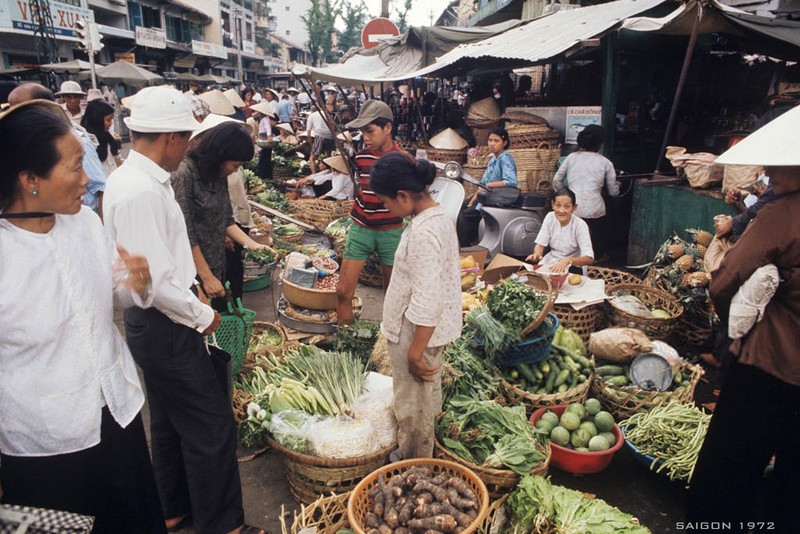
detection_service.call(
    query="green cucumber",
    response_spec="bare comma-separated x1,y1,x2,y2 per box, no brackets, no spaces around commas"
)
595,365,627,376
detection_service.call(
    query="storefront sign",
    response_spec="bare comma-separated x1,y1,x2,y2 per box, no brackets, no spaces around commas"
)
135,26,166,49
115,52,136,64
192,40,228,59
242,40,255,54
1,0,93,38
565,106,602,144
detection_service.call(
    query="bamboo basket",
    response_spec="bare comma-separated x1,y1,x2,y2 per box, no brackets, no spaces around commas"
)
461,168,484,197
289,198,353,231
421,145,468,164
347,458,490,534
266,436,395,505
467,118,501,146
247,321,287,359
605,284,683,340
552,303,599,346
590,362,704,420
506,124,560,149
359,255,384,288
272,165,295,180
479,494,509,533
497,373,592,415
587,267,644,328
433,437,550,499
274,232,304,245
281,492,351,534
466,146,492,167
397,139,417,154
508,143,560,192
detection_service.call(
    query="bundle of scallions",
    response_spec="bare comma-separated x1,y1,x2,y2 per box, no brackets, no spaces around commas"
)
464,305,516,360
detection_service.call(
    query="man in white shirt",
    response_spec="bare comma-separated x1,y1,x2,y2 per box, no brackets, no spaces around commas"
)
103,86,256,534
306,109,336,174
55,80,86,127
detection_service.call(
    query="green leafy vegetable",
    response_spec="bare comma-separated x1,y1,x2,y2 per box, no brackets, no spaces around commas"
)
243,248,276,265
486,277,547,336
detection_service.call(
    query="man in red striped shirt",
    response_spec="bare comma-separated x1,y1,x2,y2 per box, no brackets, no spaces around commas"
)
337,100,403,324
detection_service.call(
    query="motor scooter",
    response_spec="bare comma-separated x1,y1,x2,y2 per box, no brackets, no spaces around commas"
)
436,162,549,259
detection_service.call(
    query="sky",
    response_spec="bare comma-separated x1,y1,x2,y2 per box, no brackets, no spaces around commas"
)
406,0,453,26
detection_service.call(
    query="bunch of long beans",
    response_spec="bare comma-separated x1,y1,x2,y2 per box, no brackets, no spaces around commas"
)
621,402,711,482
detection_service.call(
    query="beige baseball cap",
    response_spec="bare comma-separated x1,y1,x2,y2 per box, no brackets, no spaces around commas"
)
123,86,201,133
346,99,393,129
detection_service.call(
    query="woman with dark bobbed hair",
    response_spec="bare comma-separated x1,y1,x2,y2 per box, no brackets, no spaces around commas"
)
171,121,274,308
553,124,619,259
0,100,162,531
370,152,462,460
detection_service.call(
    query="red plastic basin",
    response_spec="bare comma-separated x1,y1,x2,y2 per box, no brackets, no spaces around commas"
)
530,404,624,474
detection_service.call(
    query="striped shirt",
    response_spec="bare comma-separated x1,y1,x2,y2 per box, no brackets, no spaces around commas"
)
350,143,404,229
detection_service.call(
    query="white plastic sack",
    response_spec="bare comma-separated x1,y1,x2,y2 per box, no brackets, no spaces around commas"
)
729,264,780,339
353,372,398,449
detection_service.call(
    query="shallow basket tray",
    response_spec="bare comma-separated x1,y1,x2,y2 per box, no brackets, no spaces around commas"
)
290,198,353,231
281,492,351,534
590,362,704,420
347,458,490,534
266,436,396,505
433,436,550,499
605,283,683,340
552,303,599,346
497,372,592,415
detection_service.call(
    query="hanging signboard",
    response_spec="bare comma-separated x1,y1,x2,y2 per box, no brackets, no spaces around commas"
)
135,26,166,49
2,0,93,38
565,106,602,144
192,40,228,59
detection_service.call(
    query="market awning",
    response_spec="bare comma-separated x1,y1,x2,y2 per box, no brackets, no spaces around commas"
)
622,0,800,60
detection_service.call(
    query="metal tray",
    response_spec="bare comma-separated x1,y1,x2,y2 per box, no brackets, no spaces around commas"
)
276,297,361,334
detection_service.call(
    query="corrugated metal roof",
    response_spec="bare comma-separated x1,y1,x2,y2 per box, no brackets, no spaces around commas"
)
415,0,669,75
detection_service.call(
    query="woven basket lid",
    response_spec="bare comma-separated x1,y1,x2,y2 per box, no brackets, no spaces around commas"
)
501,110,550,126
467,97,501,120
222,88,246,108
199,90,236,116
429,128,468,150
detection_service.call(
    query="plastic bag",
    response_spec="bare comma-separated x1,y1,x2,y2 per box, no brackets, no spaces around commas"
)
609,294,652,318
353,372,397,449
307,414,379,459
268,409,317,453
705,235,734,274
650,340,683,373
588,328,653,363
729,264,780,339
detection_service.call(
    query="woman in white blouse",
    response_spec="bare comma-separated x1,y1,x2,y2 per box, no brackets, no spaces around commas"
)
369,152,462,460
0,100,163,532
526,188,595,274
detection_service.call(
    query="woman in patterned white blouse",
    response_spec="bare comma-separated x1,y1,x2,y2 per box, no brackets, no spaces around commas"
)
370,152,462,460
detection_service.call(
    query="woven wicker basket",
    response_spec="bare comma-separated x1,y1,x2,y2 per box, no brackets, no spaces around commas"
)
675,309,717,349
247,321,286,359
274,232,304,245
359,255,384,288
272,165,295,180
586,267,643,328
479,494,509,532
466,146,492,167
461,168,484,197
397,139,417,155
590,362,704,420
421,145,468,164
266,436,395,505
289,199,353,231
497,373,592,415
552,303,599,346
508,143,561,170
605,284,683,340
433,437,550,499
347,458,490,534
507,125,560,149
467,118,501,146
281,492,351,534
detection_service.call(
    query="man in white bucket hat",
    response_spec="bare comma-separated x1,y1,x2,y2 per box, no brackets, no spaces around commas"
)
687,104,800,533
55,80,87,126
103,86,261,534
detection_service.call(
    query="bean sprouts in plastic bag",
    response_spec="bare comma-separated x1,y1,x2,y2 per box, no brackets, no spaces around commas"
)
307,414,379,459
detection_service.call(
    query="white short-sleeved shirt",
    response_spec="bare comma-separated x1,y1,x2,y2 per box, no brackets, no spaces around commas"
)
535,212,594,267
381,205,462,347
552,151,619,219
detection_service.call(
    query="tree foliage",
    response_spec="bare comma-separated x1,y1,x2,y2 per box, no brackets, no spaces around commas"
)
303,0,340,66
337,1,367,55
392,0,413,34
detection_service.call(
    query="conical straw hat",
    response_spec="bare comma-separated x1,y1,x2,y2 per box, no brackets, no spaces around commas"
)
429,128,468,150
716,104,800,166
323,154,350,175
199,89,236,116
276,123,295,134
223,88,246,108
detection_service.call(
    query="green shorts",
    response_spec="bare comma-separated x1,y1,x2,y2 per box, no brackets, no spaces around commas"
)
344,224,403,266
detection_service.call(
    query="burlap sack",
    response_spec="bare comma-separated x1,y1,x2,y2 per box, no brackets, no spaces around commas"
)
588,328,653,363
665,146,724,188
722,165,763,193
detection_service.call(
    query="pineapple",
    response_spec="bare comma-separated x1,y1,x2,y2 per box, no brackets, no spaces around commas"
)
675,254,694,271
667,244,685,258
689,228,714,248
682,271,710,288
696,244,708,257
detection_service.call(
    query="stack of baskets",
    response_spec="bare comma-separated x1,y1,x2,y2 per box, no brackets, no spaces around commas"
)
552,304,599,346
422,145,468,164
289,198,352,232
508,142,561,193
502,111,560,147
466,97,502,146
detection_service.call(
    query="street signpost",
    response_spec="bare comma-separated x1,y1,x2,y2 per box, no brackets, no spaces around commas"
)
360,17,400,50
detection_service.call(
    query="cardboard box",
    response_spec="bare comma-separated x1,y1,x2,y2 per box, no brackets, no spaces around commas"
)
459,246,489,276
482,253,531,285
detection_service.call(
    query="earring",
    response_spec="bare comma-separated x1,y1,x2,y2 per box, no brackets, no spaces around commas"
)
31,189,38,196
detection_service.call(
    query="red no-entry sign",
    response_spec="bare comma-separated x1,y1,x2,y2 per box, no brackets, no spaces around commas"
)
361,17,400,49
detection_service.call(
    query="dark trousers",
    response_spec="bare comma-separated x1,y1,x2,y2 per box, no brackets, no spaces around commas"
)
257,147,272,181
687,360,800,532
124,307,243,534
584,216,608,259
457,204,482,247
0,409,165,534
225,224,247,302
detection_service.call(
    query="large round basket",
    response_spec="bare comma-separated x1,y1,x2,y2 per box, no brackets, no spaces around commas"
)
433,437,550,499
274,231,304,245
347,458,490,534
586,267,644,329
281,492,351,534
421,145,468,164
590,362,704,420
281,277,337,310
497,373,592,416
247,321,286,359
605,284,683,340
675,309,717,349
266,436,395,505
289,198,353,231
552,303,599,346
506,123,560,148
